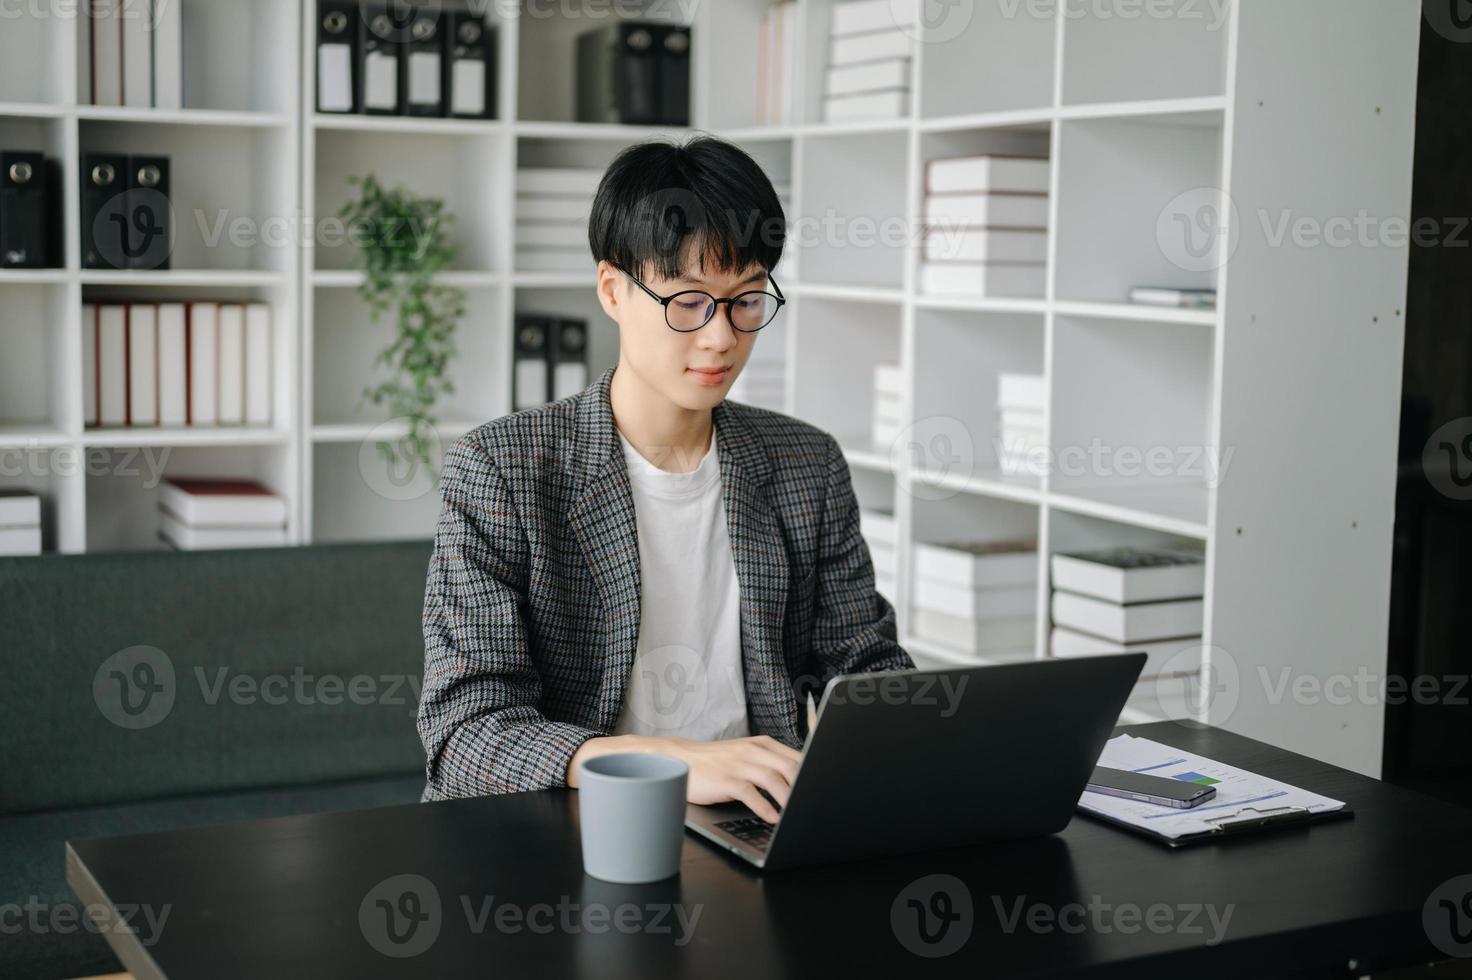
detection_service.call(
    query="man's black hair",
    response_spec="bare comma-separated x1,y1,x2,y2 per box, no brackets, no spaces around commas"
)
588,135,786,282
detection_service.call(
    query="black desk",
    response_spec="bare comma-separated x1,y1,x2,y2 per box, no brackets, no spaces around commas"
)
67,722,1472,979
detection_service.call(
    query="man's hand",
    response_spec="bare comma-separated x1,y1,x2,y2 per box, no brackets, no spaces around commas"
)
567,734,802,823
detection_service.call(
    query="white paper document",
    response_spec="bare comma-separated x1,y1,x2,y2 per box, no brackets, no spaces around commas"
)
1078,734,1347,841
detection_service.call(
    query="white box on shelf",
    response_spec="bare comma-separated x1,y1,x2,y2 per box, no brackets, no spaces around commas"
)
1050,626,1202,679
0,526,43,556
914,582,1036,621
159,478,288,527
914,539,1038,590
159,513,288,550
1050,548,1207,605
188,303,218,427
926,156,1051,194
826,58,910,97
830,29,912,66
831,0,917,35
924,193,1050,229
824,89,909,123
217,305,245,425
998,373,1048,411
859,508,897,547
1051,591,1204,645
912,609,1036,654
0,493,41,527
97,305,127,426
923,228,1049,264
919,262,1045,298
157,304,187,427
128,304,158,426
244,304,272,426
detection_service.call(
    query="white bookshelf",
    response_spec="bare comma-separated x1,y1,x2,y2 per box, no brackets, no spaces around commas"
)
0,1,1418,775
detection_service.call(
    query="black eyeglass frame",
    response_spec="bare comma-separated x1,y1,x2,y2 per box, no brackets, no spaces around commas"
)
615,263,787,333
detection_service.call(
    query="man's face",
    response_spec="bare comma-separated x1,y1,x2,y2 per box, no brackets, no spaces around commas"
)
599,250,772,412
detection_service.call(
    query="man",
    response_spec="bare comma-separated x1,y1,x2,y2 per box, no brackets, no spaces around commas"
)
418,135,912,823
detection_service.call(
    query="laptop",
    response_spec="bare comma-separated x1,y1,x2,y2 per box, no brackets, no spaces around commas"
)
685,653,1147,870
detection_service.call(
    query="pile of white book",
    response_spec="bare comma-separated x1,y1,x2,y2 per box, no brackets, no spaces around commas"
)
159,479,288,551
859,507,897,605
920,155,1049,298
728,347,785,412
0,492,41,556
823,0,915,123
84,303,272,429
911,539,1038,658
756,0,800,125
997,372,1047,479
516,168,600,273
1049,547,1205,677
871,363,902,449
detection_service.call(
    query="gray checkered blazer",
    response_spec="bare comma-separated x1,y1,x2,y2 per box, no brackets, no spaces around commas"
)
418,366,913,800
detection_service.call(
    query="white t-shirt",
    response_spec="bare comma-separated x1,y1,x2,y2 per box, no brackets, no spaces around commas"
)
612,425,750,741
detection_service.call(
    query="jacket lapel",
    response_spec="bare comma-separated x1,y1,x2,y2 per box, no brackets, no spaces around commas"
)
567,367,800,742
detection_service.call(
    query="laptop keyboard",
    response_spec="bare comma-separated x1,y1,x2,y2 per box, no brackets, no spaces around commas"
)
715,817,775,850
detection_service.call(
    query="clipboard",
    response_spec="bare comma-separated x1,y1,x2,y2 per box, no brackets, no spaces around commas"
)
1078,800,1355,848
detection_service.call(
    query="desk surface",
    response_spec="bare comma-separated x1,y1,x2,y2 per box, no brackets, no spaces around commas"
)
68,721,1472,979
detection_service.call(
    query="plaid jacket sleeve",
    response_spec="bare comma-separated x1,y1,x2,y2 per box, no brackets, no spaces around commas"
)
417,434,602,798
808,435,915,683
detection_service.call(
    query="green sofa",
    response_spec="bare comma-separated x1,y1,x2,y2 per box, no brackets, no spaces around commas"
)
0,541,434,979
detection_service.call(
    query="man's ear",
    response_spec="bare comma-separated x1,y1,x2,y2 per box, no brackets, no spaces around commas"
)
595,260,622,323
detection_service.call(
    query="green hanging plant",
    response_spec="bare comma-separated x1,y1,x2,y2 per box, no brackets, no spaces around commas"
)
338,174,466,480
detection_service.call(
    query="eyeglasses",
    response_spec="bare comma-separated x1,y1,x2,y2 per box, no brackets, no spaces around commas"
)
617,264,786,333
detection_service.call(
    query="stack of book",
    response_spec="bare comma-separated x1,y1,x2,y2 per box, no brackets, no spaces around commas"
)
727,348,785,412
1049,547,1206,677
158,479,288,551
756,1,800,125
920,155,1050,298
996,372,1047,478
83,302,271,429
0,492,41,556
1129,286,1217,310
515,168,601,273
82,0,181,108
871,363,902,449
859,507,898,605
823,0,915,123
911,539,1038,658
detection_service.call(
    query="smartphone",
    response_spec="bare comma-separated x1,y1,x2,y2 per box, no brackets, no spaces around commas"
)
1085,766,1217,809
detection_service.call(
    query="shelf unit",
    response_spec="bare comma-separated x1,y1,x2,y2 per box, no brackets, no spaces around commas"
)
0,1,1418,773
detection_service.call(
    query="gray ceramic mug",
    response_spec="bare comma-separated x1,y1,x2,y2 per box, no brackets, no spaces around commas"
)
577,753,689,883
